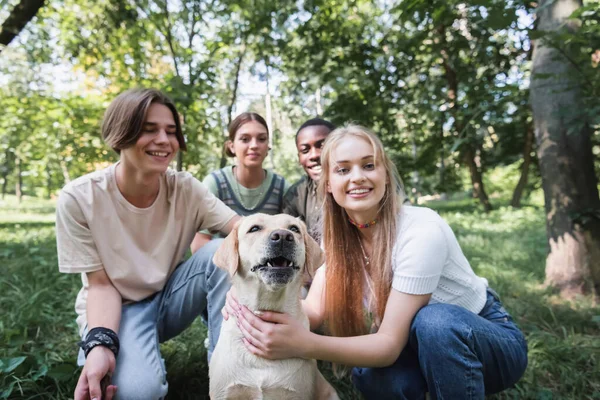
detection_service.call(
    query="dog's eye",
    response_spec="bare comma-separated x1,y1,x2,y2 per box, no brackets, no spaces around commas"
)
289,225,300,233
248,225,261,233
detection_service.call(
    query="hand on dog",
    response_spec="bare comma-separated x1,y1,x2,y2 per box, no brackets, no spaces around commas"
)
235,305,311,360
222,287,239,321
74,346,118,400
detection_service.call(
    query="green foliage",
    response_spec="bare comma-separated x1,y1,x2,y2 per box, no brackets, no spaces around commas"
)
1,195,599,399
483,160,540,200
0,197,78,399
3,0,600,203
0,86,112,197
271,0,541,206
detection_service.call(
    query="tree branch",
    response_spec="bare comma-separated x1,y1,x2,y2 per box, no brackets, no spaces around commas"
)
0,0,45,52
159,0,180,78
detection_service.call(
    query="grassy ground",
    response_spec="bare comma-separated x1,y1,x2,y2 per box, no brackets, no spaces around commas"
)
1,194,599,399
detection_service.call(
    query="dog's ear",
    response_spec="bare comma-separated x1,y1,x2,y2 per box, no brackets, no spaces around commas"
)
213,220,241,276
303,230,324,277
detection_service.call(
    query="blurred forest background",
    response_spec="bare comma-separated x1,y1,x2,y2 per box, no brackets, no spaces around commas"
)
1,0,599,398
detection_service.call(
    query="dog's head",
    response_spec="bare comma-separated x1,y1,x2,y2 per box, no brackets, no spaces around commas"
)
213,213,324,290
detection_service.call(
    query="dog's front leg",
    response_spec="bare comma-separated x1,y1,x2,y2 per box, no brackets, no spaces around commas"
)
315,371,339,400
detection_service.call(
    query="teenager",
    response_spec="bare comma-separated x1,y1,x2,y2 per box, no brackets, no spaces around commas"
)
228,125,528,399
56,88,240,400
190,112,287,253
283,118,336,242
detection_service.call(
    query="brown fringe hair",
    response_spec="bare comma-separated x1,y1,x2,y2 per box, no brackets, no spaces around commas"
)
102,88,185,154
318,124,403,344
224,112,269,157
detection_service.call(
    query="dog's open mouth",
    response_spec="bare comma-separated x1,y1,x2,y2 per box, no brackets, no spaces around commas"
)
251,256,299,272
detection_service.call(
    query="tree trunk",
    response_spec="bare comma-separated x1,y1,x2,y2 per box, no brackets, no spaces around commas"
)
0,0,45,51
15,157,22,203
511,120,534,208
462,148,492,212
46,162,52,199
315,87,323,116
530,0,600,300
1,150,10,200
411,137,420,204
264,61,275,170
220,44,245,169
176,149,183,171
438,112,447,200
1,176,7,200
176,112,185,171
59,158,71,184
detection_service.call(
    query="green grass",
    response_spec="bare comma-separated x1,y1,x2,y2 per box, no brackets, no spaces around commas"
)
1,194,599,399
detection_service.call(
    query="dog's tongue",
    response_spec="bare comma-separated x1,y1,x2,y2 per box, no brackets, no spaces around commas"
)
271,256,289,268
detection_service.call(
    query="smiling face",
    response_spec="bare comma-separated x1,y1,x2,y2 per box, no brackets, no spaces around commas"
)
326,136,388,223
296,125,331,181
228,121,269,169
119,103,179,175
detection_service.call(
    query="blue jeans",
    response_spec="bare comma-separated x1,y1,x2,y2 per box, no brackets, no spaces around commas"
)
77,239,229,400
352,289,528,399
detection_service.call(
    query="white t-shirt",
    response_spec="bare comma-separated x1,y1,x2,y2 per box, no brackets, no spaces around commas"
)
390,206,488,313
56,163,237,334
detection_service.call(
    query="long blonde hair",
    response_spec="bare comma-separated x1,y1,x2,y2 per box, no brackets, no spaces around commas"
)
318,124,403,339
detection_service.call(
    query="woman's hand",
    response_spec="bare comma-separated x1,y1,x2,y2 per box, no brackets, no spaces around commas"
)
221,287,238,321
234,306,312,360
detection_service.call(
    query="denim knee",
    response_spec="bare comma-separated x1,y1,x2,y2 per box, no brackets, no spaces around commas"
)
112,367,168,400
411,304,469,351
352,363,426,400
410,302,528,397
352,367,394,399
188,238,223,273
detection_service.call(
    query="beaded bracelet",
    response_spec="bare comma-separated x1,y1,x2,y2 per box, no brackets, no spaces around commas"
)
79,327,120,358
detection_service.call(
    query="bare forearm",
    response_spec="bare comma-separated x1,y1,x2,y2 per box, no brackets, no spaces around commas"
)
301,291,430,367
301,300,322,331
301,267,326,331
191,216,241,254
87,283,122,331
191,233,212,254
304,331,406,368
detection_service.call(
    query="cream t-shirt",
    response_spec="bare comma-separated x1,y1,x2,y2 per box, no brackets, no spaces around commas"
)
56,163,237,334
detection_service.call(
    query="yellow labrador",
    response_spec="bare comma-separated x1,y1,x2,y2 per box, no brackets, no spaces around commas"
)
209,213,338,400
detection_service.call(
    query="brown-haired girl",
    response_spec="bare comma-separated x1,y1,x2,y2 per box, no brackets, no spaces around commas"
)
191,112,288,252
56,88,240,400
229,124,528,398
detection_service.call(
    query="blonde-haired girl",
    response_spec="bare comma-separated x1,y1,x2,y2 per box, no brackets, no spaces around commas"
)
229,124,528,398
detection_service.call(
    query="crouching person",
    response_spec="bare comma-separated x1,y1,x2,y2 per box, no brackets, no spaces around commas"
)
55,88,240,400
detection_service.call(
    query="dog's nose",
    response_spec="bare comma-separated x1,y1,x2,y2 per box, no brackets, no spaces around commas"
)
270,230,294,243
